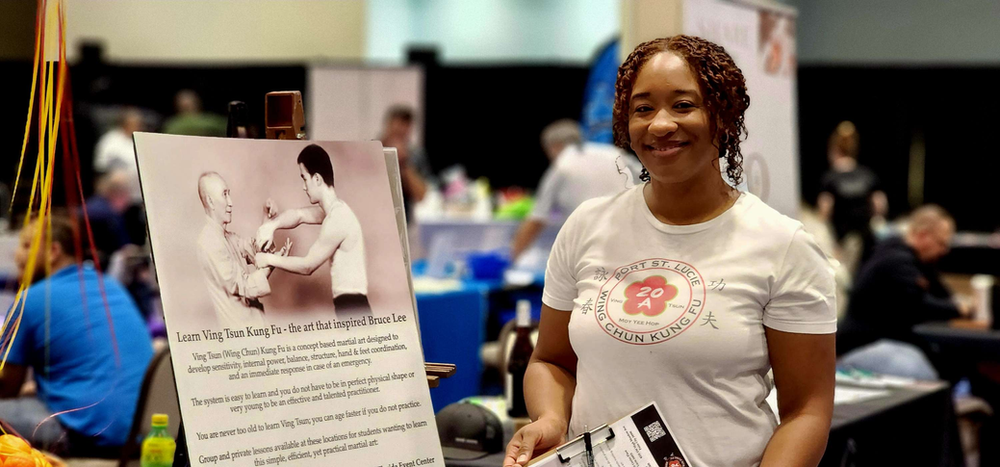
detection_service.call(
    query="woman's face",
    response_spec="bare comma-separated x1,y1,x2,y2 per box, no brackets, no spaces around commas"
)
628,52,717,185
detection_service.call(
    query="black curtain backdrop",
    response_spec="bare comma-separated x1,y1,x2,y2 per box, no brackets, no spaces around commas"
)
1,62,307,213
1,61,33,192
421,61,590,189
798,66,1000,232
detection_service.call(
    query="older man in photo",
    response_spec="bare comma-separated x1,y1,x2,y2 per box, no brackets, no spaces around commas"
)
196,172,288,326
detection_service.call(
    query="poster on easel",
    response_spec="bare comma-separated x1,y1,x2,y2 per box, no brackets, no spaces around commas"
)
134,133,443,466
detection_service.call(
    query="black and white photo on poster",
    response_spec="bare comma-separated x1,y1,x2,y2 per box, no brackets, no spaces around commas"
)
140,136,408,328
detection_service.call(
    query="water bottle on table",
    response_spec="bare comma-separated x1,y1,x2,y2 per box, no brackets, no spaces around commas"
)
141,414,176,467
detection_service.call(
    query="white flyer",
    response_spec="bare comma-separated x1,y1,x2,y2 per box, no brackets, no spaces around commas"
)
529,403,688,467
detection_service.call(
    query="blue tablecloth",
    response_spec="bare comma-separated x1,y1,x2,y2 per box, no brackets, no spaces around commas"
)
416,283,490,412
413,253,546,413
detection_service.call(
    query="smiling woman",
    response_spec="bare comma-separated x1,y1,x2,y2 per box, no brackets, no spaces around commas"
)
504,36,837,467
613,36,750,189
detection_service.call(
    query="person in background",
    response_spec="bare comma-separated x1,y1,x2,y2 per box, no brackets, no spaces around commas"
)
162,89,227,137
84,170,136,265
510,120,638,261
0,215,153,456
838,205,970,380
817,121,887,270
85,170,157,320
93,107,145,202
379,105,431,223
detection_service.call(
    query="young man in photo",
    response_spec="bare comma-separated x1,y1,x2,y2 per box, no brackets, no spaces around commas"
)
256,145,371,317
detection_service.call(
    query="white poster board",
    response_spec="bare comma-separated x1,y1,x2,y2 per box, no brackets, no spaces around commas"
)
134,133,443,466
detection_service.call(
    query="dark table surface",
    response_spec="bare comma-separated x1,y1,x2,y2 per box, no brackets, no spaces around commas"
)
447,382,959,467
915,322,1000,358
822,381,962,467
830,380,948,429
915,321,1000,466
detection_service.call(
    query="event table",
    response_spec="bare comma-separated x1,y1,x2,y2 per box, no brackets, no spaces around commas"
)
821,381,962,466
416,282,490,413
916,321,1000,465
446,382,961,467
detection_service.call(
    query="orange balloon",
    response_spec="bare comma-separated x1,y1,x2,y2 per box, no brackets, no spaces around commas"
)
30,450,51,467
0,436,31,454
3,453,36,467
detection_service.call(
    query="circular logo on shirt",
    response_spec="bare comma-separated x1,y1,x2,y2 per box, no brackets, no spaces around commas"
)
594,259,706,345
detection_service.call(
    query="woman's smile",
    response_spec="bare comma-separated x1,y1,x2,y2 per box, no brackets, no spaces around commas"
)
643,140,690,159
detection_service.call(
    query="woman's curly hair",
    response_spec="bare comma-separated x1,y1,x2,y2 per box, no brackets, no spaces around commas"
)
612,35,750,185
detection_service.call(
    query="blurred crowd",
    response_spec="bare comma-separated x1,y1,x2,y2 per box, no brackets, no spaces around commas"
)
0,91,996,460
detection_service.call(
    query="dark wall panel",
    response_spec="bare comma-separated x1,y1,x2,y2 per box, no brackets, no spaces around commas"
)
2,62,307,212
423,64,589,189
798,66,1000,232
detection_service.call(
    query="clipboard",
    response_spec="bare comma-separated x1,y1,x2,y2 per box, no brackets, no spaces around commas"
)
555,424,615,463
524,425,615,466
526,403,689,467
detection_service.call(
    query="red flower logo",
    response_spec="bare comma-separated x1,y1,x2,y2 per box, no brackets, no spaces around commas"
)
623,276,678,316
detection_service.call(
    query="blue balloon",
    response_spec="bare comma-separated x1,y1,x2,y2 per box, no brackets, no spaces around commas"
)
581,39,619,144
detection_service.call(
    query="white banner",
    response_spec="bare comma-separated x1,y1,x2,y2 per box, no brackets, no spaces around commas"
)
684,0,799,217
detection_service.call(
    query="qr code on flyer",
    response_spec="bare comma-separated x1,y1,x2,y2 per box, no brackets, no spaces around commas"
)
643,421,667,442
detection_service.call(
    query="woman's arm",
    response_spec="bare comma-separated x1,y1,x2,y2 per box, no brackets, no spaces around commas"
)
504,304,578,467
760,328,836,467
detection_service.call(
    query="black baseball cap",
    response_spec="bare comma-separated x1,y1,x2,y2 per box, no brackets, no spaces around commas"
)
436,402,504,460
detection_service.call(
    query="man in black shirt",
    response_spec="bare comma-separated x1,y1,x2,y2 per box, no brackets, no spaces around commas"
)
838,205,970,379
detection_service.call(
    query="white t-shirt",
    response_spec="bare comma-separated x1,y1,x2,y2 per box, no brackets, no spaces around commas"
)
530,143,640,224
543,185,836,467
94,128,142,201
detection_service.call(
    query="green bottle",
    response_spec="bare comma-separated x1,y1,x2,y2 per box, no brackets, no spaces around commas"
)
140,414,176,467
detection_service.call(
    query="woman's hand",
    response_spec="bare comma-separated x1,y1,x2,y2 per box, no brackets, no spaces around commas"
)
503,417,567,467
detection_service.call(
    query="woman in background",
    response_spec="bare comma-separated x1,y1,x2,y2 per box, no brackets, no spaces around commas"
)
817,121,887,272
504,35,836,467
